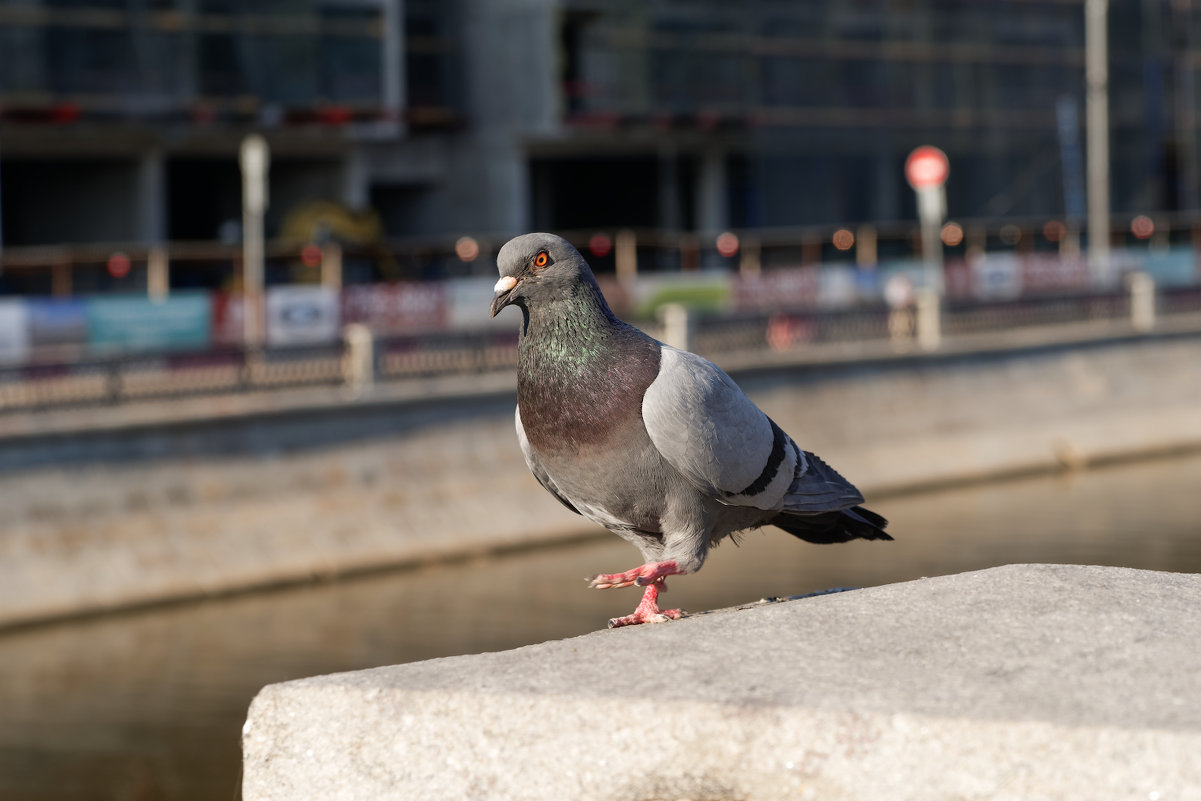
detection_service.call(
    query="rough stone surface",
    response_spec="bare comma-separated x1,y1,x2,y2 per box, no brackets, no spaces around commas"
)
243,564,1201,801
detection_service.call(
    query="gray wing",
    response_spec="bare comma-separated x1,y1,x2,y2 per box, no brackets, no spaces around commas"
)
515,405,582,516
642,346,862,514
642,346,800,510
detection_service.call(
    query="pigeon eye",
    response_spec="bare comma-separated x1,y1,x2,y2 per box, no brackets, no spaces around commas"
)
533,251,549,269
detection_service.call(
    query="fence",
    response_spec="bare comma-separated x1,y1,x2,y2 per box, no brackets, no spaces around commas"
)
1,282,1197,414
3,215,1201,296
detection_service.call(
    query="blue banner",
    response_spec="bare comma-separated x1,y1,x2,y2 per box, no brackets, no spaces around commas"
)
86,293,212,353
27,298,88,348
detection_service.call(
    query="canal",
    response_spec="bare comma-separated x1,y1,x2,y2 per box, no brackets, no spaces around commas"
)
2,451,1200,801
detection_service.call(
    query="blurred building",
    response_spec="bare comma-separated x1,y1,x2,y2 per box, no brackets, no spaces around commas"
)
0,0,1197,252
0,0,457,247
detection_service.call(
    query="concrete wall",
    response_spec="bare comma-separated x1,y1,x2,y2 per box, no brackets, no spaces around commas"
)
1,332,1199,628
242,564,1201,801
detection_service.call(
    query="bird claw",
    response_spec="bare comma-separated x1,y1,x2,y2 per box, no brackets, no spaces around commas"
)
607,607,684,629
587,560,682,590
598,569,686,628
588,571,643,590
586,574,626,590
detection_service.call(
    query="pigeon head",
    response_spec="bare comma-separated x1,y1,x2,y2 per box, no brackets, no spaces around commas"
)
490,232,596,318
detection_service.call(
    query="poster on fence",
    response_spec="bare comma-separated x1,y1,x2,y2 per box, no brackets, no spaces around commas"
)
628,272,734,318
266,286,340,346
211,293,247,347
1020,253,1089,294
734,266,820,311
0,300,30,365
341,283,447,334
446,277,516,331
86,293,211,353
972,253,1023,300
26,298,88,349
1115,247,1198,288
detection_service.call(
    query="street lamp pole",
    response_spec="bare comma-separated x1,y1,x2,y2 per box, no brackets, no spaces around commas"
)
0,130,5,266
240,134,269,347
1085,0,1111,285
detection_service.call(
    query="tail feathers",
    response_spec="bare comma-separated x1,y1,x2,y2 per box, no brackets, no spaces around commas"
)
774,505,892,545
782,450,865,513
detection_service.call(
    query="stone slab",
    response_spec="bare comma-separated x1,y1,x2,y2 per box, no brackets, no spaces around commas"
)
243,564,1201,800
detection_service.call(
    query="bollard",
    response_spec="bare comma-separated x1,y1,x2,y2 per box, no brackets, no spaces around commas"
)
915,288,942,351
1129,271,1155,332
342,323,375,393
658,303,692,352
240,347,265,390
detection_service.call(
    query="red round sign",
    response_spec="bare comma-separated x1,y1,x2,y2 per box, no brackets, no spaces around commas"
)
905,146,949,190
106,252,132,279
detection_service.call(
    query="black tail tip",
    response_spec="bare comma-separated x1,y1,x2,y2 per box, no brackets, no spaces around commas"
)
775,505,891,544
847,505,891,539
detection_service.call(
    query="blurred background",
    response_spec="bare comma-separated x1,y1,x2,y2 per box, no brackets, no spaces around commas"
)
0,1,1200,800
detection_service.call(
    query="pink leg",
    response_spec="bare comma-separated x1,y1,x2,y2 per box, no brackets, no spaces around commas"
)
586,560,683,590
606,579,684,629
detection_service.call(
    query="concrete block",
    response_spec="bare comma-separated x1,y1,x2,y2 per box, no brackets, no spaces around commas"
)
243,564,1201,801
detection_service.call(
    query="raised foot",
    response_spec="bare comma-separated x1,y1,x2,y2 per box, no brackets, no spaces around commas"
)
587,560,682,590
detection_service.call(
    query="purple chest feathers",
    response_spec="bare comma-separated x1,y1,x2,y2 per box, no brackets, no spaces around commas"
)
518,337,660,454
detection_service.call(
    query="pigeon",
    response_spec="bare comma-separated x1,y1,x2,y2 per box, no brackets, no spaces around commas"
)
490,232,890,628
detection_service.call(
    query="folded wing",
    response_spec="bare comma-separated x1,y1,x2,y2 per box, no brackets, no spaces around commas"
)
643,346,865,515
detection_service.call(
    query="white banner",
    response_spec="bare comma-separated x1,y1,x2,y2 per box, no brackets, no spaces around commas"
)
0,300,30,365
266,286,340,346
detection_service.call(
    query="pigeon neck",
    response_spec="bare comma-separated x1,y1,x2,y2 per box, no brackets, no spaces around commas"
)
521,279,623,347
516,277,660,453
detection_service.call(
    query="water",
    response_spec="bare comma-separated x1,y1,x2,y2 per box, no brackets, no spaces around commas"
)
2,452,1200,801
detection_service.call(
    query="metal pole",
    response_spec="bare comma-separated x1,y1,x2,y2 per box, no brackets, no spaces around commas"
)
382,0,406,133
147,245,169,300
856,224,878,268
916,185,946,295
240,134,269,347
0,129,5,267
1086,0,1111,286
321,241,343,291
738,236,761,275
1176,1,1200,212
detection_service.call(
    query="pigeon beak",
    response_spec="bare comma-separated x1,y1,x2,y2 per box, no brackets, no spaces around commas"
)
490,275,518,318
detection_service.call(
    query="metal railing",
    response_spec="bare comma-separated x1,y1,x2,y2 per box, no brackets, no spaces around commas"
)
1,283,1197,415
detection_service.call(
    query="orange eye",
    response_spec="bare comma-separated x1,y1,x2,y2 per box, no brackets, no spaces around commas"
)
533,251,549,269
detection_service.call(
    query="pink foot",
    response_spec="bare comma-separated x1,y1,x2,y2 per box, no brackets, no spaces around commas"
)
606,580,684,629
587,560,682,590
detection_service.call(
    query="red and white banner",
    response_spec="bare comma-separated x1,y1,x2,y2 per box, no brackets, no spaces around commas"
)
341,283,448,334
734,266,820,311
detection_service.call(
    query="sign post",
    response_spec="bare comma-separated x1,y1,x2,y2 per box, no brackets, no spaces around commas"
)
905,145,949,294
240,134,270,347
0,131,5,269
905,145,949,350
1085,0,1111,285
